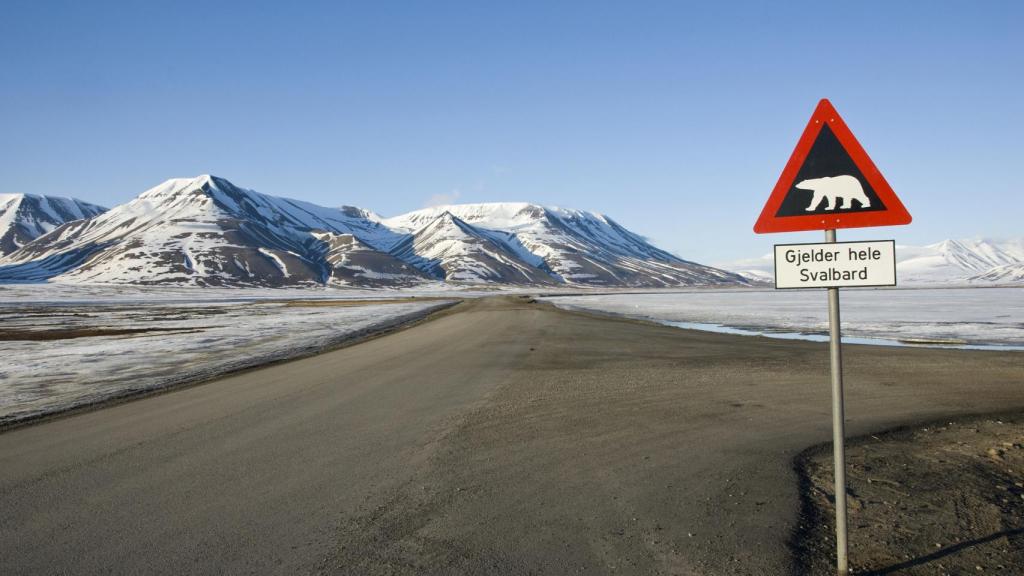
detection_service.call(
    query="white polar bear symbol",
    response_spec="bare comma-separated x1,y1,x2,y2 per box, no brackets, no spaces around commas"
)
796,175,871,211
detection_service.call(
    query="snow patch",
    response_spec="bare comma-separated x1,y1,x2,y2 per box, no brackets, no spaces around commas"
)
258,248,289,277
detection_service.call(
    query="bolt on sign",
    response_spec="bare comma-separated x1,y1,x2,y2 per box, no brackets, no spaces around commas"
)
754,99,911,576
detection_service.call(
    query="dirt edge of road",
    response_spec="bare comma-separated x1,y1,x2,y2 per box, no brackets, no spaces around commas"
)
0,298,463,433
790,412,1024,575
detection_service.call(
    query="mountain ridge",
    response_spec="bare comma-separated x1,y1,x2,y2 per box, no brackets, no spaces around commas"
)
0,175,746,288
0,193,107,255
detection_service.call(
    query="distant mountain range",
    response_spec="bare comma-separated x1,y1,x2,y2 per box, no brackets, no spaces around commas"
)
723,238,1024,286
0,175,745,288
0,193,106,255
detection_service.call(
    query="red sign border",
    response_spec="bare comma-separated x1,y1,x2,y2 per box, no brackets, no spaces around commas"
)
753,99,912,234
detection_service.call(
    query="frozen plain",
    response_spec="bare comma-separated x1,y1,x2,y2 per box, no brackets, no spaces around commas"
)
3,284,1021,427
0,284,462,425
542,286,1024,349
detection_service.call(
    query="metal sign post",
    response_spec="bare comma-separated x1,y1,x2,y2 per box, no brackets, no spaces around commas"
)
754,99,912,575
825,228,848,575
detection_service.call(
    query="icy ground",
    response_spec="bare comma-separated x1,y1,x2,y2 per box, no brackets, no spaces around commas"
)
0,282,511,304
5,284,1020,427
542,287,1024,350
0,291,456,425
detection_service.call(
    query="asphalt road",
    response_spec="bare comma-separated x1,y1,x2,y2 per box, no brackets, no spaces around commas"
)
1,296,1022,575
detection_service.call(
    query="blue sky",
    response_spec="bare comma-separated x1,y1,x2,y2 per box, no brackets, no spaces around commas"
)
1,1,1021,263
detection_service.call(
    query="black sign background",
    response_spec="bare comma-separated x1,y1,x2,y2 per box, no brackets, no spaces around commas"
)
774,124,887,217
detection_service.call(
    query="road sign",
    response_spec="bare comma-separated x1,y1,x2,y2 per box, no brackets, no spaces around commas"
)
774,240,896,289
754,100,913,575
754,99,912,233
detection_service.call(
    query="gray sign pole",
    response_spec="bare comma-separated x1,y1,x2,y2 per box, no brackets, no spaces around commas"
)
825,228,849,575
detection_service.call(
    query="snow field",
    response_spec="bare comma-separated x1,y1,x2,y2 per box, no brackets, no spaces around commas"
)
542,287,1024,349
0,296,455,425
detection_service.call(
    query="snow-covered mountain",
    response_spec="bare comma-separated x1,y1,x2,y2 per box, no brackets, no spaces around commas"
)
0,176,745,288
0,193,106,255
305,231,426,285
0,176,421,287
388,211,555,284
898,238,1024,284
969,263,1024,283
721,238,1024,286
385,203,742,286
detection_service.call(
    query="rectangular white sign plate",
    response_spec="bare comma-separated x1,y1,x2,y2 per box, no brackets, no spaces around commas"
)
774,240,896,289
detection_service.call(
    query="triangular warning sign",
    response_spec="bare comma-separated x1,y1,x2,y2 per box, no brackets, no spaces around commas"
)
754,99,911,233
